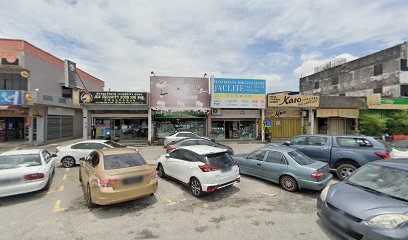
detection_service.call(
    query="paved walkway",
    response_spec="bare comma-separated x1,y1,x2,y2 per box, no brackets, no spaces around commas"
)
0,138,83,153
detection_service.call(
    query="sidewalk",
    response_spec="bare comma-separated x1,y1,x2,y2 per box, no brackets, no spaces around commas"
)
0,138,83,153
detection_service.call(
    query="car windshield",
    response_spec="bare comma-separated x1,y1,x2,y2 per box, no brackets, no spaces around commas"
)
0,154,42,169
206,152,232,167
104,141,126,148
287,150,315,165
103,152,146,170
347,163,408,202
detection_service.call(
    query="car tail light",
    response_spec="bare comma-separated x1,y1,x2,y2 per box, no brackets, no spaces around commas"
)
206,185,219,192
55,149,59,154
149,171,158,179
311,171,324,180
24,173,45,181
167,147,174,152
164,137,168,141
232,160,238,166
199,165,219,172
375,152,391,159
98,179,121,187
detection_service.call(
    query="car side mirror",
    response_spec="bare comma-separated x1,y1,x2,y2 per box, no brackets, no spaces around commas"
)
164,154,170,159
51,154,57,158
79,157,86,161
283,141,290,146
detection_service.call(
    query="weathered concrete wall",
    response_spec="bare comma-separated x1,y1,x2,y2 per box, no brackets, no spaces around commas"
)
300,42,407,97
319,96,366,109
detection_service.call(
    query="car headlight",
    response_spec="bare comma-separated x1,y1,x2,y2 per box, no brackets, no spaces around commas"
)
367,214,408,229
320,185,330,202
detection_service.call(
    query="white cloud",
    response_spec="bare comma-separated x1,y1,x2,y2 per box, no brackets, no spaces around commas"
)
0,0,406,92
293,53,358,78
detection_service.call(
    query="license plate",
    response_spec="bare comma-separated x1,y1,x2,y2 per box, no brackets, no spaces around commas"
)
221,166,232,172
0,178,22,186
122,176,143,185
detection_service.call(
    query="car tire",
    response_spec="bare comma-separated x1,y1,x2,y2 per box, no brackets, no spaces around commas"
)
280,175,298,192
337,163,357,180
79,169,82,182
61,156,75,168
85,185,95,208
157,164,166,178
190,177,203,197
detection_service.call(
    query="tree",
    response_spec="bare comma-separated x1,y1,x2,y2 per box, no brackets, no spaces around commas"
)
386,110,408,135
359,113,387,136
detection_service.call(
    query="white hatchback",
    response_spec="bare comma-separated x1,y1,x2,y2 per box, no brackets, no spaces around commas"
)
156,145,240,197
0,149,56,197
55,140,127,168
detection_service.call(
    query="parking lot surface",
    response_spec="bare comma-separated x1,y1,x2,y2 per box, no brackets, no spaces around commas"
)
0,143,341,240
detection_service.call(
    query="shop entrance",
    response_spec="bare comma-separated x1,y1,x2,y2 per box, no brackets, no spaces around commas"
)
212,120,256,140
94,118,148,141
0,117,25,141
225,121,239,139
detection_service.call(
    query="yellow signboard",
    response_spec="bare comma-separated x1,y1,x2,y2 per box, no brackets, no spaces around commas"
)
268,95,319,108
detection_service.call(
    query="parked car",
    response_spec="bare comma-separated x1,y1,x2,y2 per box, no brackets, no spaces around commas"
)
232,146,332,192
163,132,209,146
56,140,128,168
389,140,408,159
317,159,408,240
0,149,56,197
166,138,234,155
266,135,390,180
156,145,240,197
79,148,158,207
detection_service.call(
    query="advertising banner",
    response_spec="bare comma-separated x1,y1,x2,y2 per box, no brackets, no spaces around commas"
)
79,92,148,105
64,59,77,88
150,76,210,110
211,78,266,108
0,90,23,105
268,94,319,108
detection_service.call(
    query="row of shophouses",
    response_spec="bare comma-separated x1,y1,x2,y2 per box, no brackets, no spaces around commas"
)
1,39,408,145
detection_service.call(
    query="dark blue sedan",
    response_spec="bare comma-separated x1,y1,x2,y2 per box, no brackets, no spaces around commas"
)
317,159,408,240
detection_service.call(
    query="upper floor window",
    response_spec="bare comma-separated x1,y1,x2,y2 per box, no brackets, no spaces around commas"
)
401,85,408,97
62,87,72,98
374,64,383,76
373,87,383,94
314,81,320,89
331,76,339,85
0,73,27,90
401,59,408,71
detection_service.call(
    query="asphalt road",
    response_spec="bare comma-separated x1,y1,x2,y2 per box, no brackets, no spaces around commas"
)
0,143,342,240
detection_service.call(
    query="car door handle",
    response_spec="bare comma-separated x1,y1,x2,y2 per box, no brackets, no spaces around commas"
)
257,163,262,166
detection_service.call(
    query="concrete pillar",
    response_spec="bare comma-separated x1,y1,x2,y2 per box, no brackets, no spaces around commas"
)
36,116,45,145
148,108,152,144
28,108,33,145
207,111,212,138
308,109,315,134
83,108,88,140
261,109,265,142
301,113,305,134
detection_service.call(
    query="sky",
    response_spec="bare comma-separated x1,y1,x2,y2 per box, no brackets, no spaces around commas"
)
0,0,407,92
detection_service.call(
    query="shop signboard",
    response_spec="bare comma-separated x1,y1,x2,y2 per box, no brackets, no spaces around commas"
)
0,90,24,105
155,111,207,119
79,92,148,105
211,78,266,108
380,98,408,105
266,108,301,118
268,94,319,108
150,76,210,110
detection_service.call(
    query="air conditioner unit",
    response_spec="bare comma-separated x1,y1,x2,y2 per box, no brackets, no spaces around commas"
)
211,108,222,115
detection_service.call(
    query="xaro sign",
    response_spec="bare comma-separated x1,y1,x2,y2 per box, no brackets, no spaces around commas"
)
268,95,319,108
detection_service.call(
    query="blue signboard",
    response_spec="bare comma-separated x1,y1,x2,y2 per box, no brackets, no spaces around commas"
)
264,120,272,127
0,90,24,105
211,78,266,108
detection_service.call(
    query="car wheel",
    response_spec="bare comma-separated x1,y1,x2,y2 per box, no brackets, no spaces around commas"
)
79,169,82,182
337,164,357,180
157,164,166,178
85,185,95,208
190,178,203,197
280,175,298,192
61,156,75,168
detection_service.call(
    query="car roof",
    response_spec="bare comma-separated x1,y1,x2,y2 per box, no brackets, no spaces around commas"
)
73,140,108,144
372,159,408,171
295,134,368,138
98,148,137,156
175,131,195,134
179,145,226,155
261,146,297,153
0,149,43,155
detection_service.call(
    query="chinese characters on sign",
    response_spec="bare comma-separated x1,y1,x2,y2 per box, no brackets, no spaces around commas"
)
79,92,148,105
211,78,266,109
268,95,319,108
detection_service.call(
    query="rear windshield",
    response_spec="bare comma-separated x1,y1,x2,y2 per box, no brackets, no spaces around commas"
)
0,154,42,169
337,137,373,147
103,152,146,170
104,141,126,148
287,151,315,165
206,152,232,167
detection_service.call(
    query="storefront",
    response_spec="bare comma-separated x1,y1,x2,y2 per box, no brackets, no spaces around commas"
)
80,91,149,142
0,90,28,141
210,78,266,141
150,76,210,141
267,94,320,138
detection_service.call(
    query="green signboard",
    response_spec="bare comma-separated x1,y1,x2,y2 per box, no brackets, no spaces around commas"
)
380,98,408,105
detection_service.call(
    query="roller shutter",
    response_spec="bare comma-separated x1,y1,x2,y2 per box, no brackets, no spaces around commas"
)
47,115,73,140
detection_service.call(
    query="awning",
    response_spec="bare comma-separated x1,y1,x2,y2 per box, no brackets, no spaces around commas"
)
0,106,10,110
317,109,359,118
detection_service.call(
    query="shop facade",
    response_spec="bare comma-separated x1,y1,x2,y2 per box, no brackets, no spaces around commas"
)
80,91,149,143
210,78,266,141
149,76,210,141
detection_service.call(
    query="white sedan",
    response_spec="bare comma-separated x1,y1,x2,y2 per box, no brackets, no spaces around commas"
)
0,149,56,197
156,145,240,197
163,132,209,146
55,140,127,168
